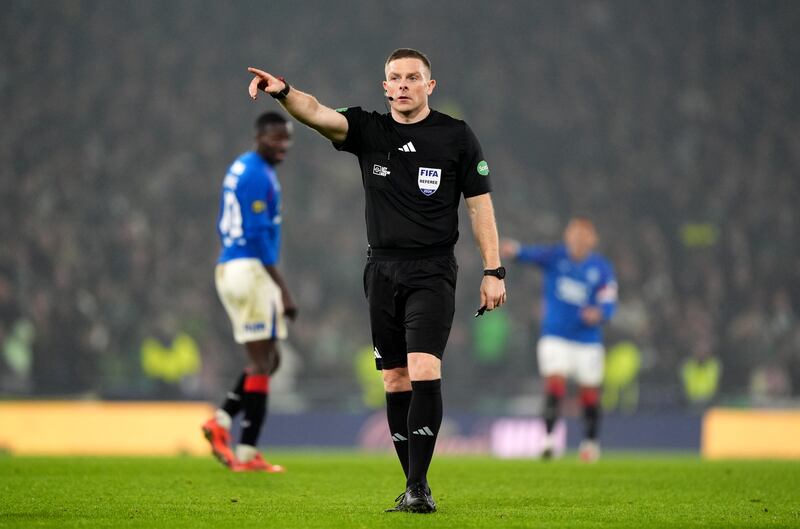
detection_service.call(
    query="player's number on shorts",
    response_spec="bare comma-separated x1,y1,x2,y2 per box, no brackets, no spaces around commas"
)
219,190,243,242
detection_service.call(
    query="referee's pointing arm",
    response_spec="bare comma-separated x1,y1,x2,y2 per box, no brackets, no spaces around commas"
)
247,48,507,513
248,67,348,144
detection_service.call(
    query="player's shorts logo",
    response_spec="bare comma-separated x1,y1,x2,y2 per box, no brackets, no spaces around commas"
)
418,167,441,196
244,322,267,333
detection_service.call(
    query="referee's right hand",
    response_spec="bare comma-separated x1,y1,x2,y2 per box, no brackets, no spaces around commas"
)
247,67,286,99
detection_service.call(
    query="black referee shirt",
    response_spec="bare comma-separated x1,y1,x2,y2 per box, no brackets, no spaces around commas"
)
333,107,492,249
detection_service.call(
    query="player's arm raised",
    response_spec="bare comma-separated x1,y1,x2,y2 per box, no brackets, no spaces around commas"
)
500,238,521,260
466,193,506,311
248,67,348,144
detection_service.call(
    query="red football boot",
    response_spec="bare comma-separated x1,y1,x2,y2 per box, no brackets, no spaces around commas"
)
201,418,236,468
232,453,285,473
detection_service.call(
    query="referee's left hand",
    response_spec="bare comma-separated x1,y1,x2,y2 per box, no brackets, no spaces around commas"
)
480,276,506,311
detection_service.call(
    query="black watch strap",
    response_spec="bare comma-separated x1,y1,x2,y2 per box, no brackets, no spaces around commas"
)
270,77,291,100
483,266,506,279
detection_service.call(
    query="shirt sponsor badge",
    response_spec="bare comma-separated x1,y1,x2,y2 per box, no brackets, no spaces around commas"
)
418,167,441,196
556,276,588,305
373,164,391,177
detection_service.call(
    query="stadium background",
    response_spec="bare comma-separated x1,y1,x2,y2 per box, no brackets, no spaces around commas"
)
1,0,799,450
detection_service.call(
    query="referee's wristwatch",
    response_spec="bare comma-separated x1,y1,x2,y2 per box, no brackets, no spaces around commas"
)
270,77,291,100
483,266,506,280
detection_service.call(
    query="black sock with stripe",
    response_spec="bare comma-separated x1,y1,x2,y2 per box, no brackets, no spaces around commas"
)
406,379,442,488
220,371,247,418
386,390,413,479
240,374,269,446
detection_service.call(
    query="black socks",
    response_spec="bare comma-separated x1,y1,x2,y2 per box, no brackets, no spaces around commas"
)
543,393,560,434
386,390,413,478
406,379,442,488
221,371,247,417
240,374,269,446
583,403,600,441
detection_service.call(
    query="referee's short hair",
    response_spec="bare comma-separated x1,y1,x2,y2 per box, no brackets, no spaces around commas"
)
385,48,431,76
255,111,287,133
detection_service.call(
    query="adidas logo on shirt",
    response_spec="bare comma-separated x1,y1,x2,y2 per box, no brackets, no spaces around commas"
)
412,426,435,436
397,142,417,152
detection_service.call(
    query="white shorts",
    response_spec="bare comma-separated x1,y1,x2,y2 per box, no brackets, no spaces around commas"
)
537,335,605,387
215,258,287,344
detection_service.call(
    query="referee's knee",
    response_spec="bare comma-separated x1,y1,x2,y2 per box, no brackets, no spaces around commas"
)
382,367,411,392
407,352,442,381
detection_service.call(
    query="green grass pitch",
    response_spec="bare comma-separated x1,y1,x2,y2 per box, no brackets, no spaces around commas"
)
1,452,798,528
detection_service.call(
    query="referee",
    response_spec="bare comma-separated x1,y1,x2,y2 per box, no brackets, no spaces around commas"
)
248,48,506,513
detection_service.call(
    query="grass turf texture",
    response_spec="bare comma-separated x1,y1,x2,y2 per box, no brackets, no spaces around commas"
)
1,452,799,528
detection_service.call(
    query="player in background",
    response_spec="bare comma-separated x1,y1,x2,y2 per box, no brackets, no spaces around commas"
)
501,217,617,462
202,112,297,472
246,49,505,512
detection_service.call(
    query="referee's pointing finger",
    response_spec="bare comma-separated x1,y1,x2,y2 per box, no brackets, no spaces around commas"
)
247,67,270,99
247,66,269,77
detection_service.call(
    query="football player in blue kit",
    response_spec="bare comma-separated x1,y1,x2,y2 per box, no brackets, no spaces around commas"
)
501,217,617,461
202,112,297,473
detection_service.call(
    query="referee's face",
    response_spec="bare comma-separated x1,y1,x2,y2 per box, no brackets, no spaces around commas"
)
383,58,435,115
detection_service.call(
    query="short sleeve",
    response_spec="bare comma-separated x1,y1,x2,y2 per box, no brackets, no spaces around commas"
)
331,106,368,155
458,122,492,198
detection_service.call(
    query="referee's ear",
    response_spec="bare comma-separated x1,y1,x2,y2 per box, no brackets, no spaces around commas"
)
426,78,436,95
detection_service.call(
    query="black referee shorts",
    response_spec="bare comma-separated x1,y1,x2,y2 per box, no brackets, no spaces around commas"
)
363,246,457,371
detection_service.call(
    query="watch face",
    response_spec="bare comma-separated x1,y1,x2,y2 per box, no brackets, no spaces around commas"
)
496,266,506,279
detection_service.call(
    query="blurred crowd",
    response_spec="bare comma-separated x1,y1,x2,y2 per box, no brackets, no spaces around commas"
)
1,0,798,410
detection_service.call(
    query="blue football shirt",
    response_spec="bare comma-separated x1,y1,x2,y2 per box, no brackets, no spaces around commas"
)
217,151,281,266
517,244,617,344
